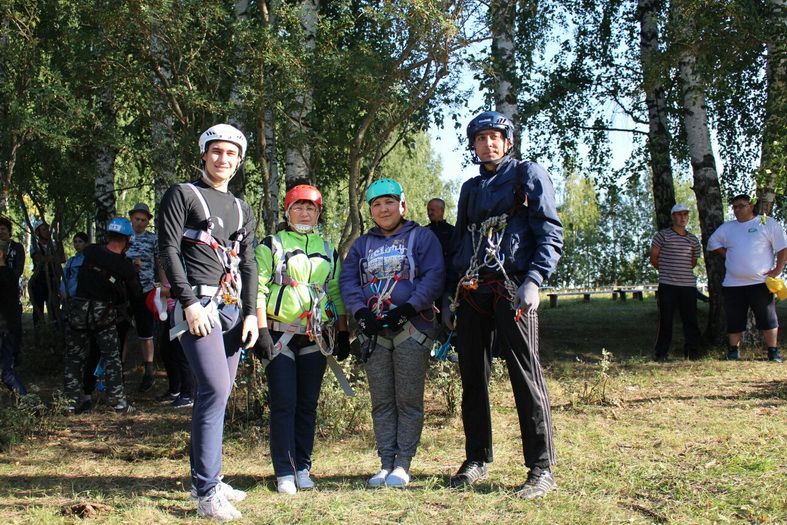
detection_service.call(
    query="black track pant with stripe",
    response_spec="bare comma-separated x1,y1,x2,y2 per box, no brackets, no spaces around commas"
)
455,289,556,469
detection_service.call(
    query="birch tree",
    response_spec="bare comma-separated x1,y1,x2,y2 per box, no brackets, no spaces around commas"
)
671,0,725,340
284,0,318,188
756,0,786,215
489,0,521,156
637,0,675,230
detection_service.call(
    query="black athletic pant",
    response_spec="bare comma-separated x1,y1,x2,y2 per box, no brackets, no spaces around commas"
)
455,288,556,470
654,283,700,359
159,320,193,397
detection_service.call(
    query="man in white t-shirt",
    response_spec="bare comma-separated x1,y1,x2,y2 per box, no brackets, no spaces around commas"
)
650,203,702,361
707,194,786,362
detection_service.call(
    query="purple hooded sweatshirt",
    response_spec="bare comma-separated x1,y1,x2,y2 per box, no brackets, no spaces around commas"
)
340,219,444,331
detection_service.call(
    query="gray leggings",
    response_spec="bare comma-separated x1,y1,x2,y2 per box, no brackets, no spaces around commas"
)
180,311,242,497
365,337,429,472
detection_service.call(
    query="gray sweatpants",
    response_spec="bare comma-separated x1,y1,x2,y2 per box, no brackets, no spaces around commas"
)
365,337,430,472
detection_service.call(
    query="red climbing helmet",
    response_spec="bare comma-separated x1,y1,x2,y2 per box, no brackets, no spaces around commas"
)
284,185,323,212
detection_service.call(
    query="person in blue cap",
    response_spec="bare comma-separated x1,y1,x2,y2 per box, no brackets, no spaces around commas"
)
447,111,563,499
62,217,152,414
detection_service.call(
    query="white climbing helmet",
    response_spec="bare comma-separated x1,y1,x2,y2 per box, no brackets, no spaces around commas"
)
198,124,248,160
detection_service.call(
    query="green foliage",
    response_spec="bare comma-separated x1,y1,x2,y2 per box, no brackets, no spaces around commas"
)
320,131,455,243
0,389,69,452
553,164,657,287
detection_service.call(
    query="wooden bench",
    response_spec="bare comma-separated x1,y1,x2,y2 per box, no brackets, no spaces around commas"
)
615,286,658,302
547,286,659,307
547,290,607,308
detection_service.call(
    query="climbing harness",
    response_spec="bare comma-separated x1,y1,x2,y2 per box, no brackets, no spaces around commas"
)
264,233,354,396
169,182,247,340
450,213,522,323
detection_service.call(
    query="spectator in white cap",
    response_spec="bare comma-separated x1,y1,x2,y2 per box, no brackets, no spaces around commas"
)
650,203,702,361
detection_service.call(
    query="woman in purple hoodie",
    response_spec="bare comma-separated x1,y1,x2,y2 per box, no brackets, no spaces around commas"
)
339,178,444,488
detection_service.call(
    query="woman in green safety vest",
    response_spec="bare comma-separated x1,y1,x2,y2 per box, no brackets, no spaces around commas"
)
254,184,350,495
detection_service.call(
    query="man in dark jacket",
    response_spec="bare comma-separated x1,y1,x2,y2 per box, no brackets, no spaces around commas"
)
0,217,25,365
0,240,26,394
447,111,563,499
63,217,153,413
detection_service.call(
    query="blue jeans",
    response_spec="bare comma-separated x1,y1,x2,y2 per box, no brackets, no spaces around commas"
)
180,304,242,497
266,335,326,477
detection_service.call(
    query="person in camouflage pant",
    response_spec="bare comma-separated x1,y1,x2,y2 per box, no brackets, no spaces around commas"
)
64,298,126,405
63,217,153,413
125,202,159,391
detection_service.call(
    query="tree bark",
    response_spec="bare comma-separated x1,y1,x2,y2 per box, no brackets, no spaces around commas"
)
256,1,280,235
284,0,318,188
756,0,786,216
637,0,675,230
490,0,520,157
150,24,178,204
94,138,117,243
674,2,725,343
1,136,21,215
228,0,252,200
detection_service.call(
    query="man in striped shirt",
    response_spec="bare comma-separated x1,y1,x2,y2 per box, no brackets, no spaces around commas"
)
650,203,702,361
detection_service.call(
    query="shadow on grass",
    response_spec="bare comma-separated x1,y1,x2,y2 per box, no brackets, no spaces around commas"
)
622,378,786,404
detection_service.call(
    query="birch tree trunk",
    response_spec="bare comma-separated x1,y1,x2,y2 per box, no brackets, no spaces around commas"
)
256,1,280,235
151,27,178,205
637,0,675,231
284,0,317,188
1,136,21,215
756,0,786,216
228,0,251,200
674,2,726,342
490,0,520,157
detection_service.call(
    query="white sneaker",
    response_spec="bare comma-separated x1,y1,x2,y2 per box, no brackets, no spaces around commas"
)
277,475,297,495
197,488,241,521
367,469,389,488
385,467,410,488
190,477,247,502
296,469,315,490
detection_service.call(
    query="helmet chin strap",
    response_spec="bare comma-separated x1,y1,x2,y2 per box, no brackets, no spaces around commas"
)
290,223,315,234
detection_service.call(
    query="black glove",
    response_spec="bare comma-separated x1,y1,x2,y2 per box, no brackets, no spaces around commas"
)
355,308,382,338
333,331,351,361
382,303,417,331
254,328,275,361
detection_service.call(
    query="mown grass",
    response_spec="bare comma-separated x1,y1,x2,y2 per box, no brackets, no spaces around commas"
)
1,295,785,524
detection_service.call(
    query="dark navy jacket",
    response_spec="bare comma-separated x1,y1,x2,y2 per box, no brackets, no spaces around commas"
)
450,156,563,288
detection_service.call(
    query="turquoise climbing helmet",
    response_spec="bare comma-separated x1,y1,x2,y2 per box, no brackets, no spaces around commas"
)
366,178,405,205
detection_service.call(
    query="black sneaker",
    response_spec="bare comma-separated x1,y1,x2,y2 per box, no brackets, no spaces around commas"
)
157,391,180,403
449,460,487,488
75,398,93,414
767,348,783,363
517,468,556,499
171,396,194,409
138,374,156,393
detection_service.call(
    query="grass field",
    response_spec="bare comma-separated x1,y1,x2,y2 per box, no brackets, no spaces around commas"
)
1,295,785,524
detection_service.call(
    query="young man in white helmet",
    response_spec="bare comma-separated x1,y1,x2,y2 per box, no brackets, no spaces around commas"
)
158,123,258,521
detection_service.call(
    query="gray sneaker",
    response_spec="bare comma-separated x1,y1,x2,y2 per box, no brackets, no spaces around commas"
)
113,400,136,414
517,469,556,499
449,460,487,488
196,487,241,521
191,477,247,502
